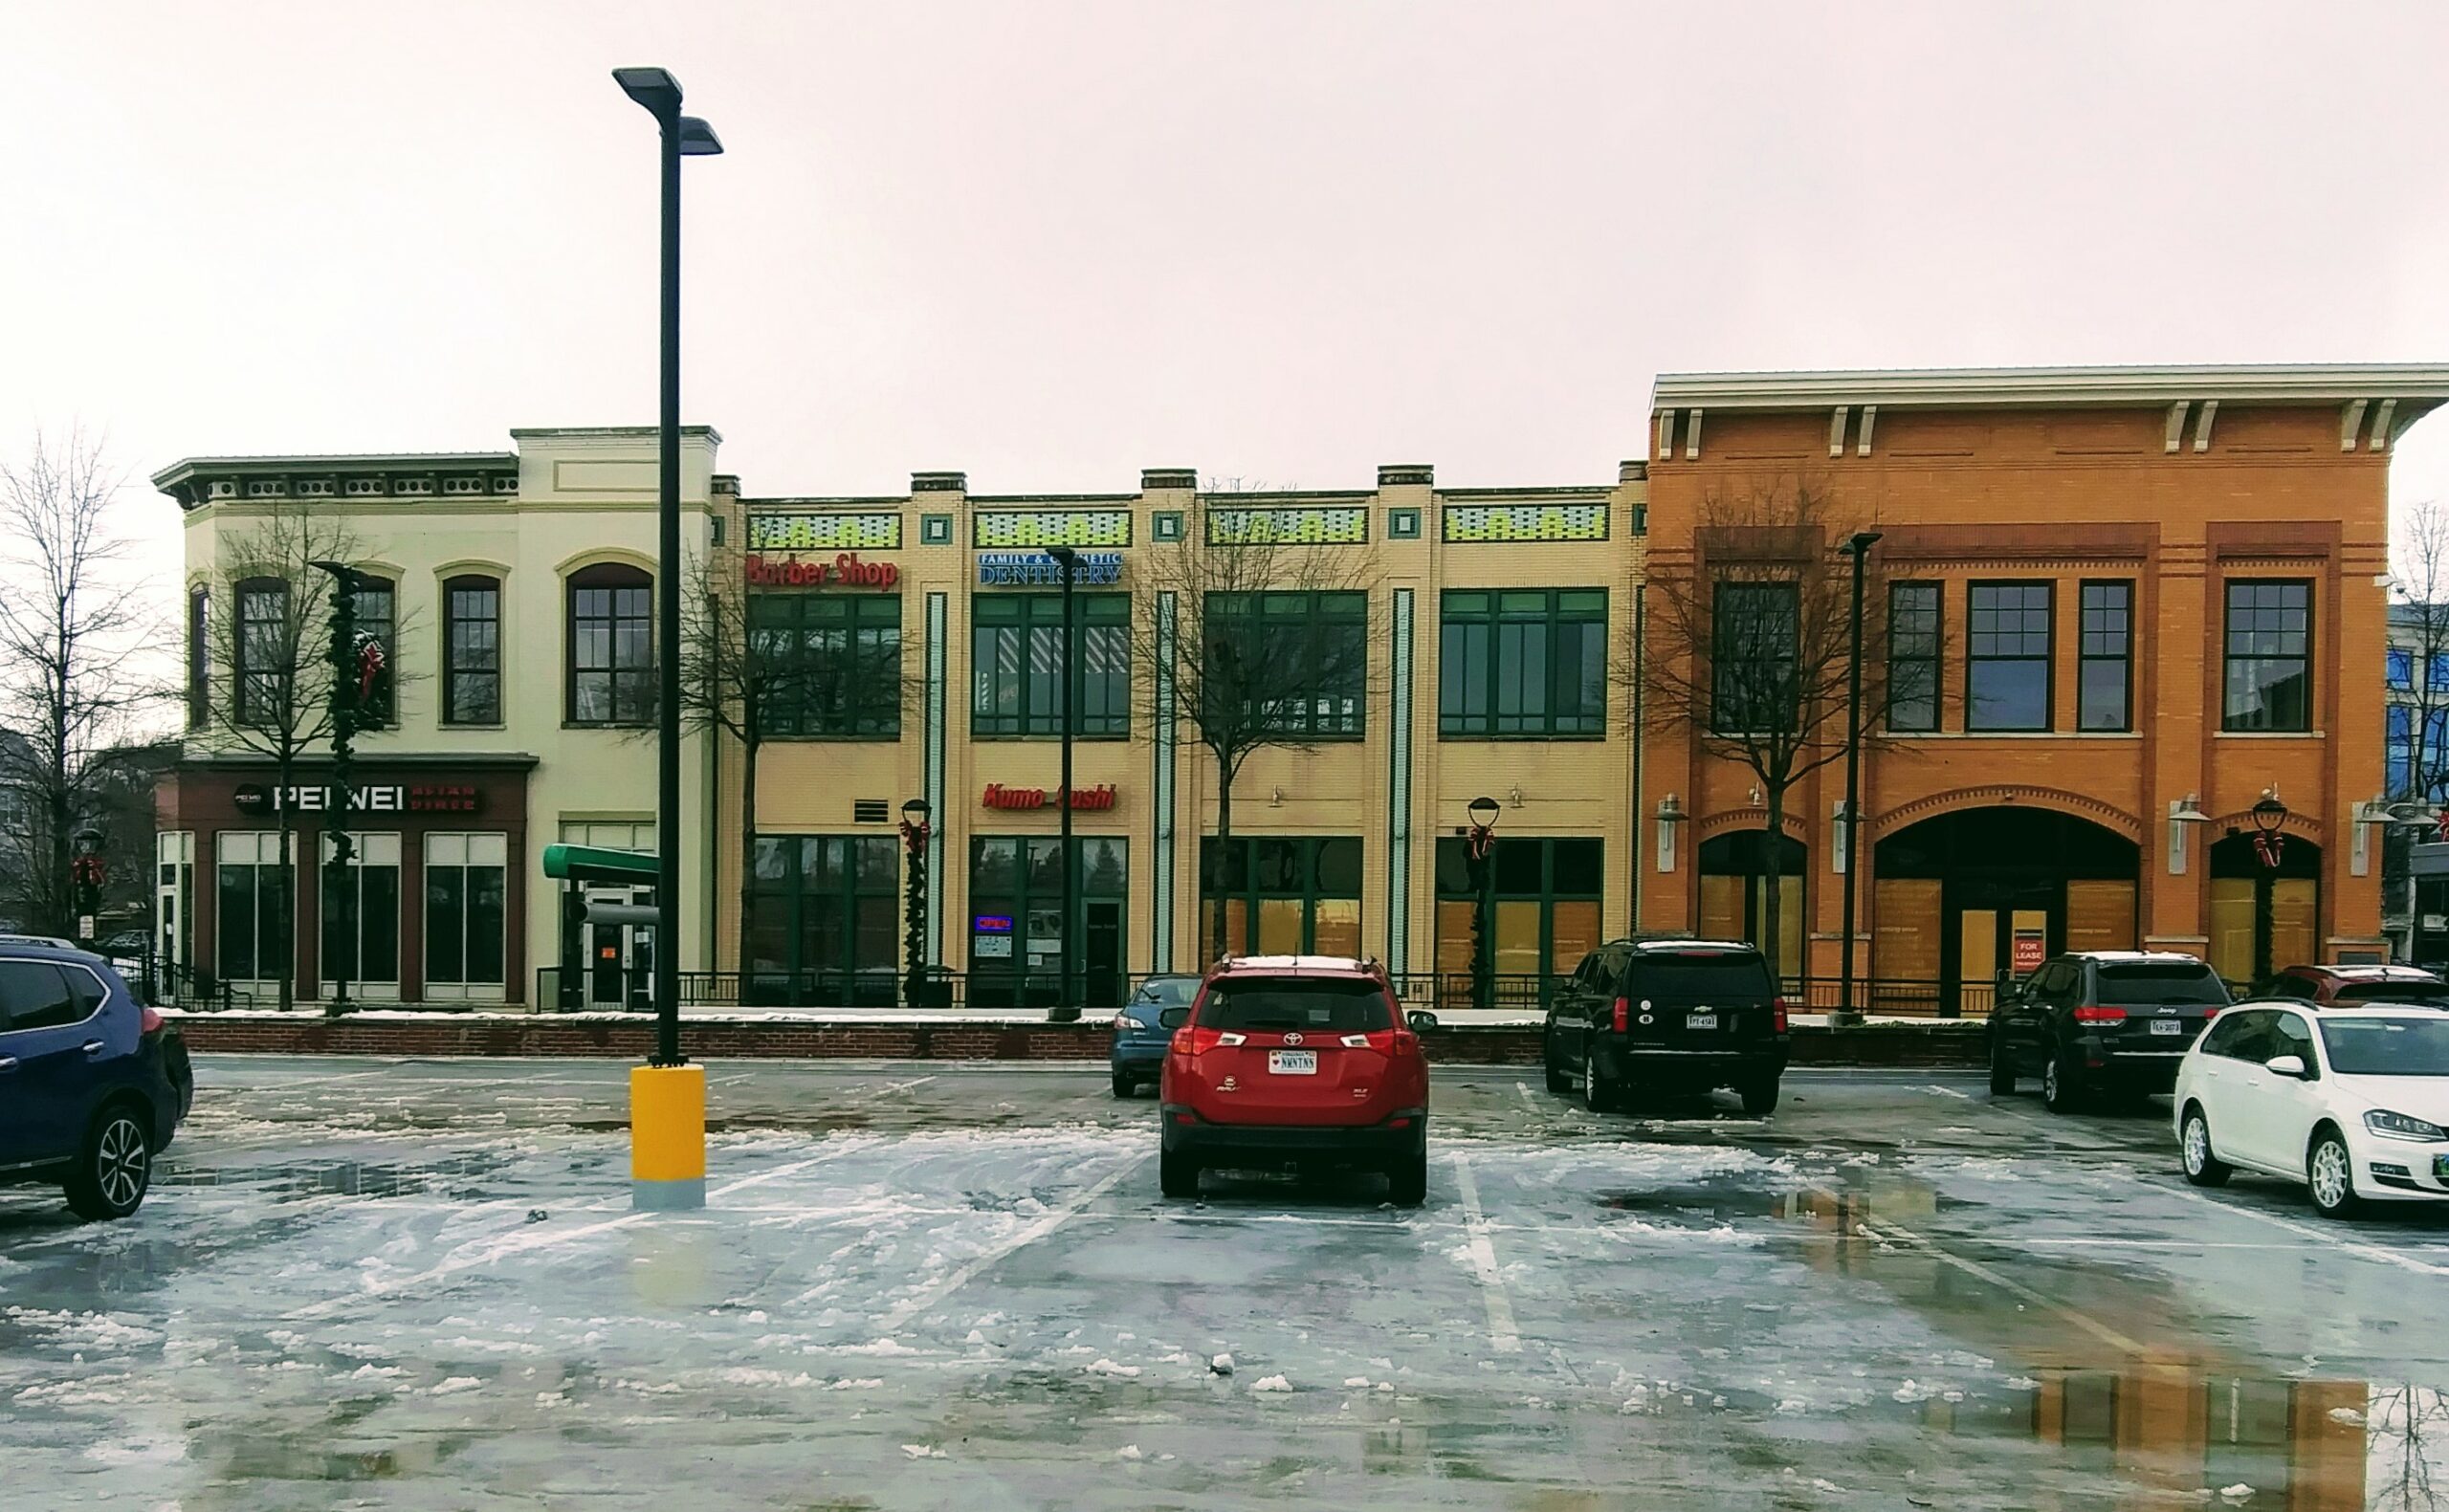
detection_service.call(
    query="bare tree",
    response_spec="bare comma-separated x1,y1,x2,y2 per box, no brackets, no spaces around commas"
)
1631,475,1934,978
2392,499,2449,802
673,548,917,983
1131,489,1380,961
0,431,165,939
195,499,390,1009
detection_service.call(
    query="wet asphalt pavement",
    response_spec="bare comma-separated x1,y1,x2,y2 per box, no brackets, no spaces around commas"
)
3,1058,2446,1510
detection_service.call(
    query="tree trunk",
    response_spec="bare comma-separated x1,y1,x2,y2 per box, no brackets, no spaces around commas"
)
739,734,759,999
1209,762,1234,962
275,785,297,1012
1761,787,1785,991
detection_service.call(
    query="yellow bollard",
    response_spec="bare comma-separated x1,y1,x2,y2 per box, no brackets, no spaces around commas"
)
629,1063,706,1211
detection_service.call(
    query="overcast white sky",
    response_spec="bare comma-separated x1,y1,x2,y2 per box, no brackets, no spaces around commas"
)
8,1,2449,590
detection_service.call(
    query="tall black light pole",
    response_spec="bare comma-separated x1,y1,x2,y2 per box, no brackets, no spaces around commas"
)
614,67,721,1068
2250,791,2290,987
308,559,382,1018
1466,796,1500,1012
899,798,931,1007
1837,531,1881,1026
1047,545,1079,1019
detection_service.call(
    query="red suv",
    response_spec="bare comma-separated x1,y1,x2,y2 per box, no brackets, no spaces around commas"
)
2261,963,2449,1009
1158,955,1429,1205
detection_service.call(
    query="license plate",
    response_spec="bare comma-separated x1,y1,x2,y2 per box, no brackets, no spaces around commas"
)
2151,1019,2186,1037
1687,1014,1717,1032
1268,1050,1318,1075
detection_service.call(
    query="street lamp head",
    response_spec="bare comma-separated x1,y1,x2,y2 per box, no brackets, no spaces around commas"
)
612,66,684,121
1849,531,1884,553
2251,789,2290,836
1467,795,1501,827
308,559,361,589
675,116,724,156
1657,792,1688,824
901,797,930,823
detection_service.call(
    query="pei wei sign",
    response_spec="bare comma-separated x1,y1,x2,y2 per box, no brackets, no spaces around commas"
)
982,782,1118,812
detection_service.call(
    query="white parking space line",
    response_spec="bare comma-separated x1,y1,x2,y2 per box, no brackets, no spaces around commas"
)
1922,1084,1971,1101
1515,1082,1544,1111
855,1075,938,1101
1450,1154,1523,1354
1856,1216,2149,1356
877,1152,1147,1330
2160,1184,2449,1277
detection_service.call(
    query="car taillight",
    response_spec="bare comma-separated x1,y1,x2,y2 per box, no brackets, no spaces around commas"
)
1112,1014,1138,1032
2072,1006,2126,1023
1772,997,1789,1034
2202,1004,2221,1017
1339,1030,1401,1052
1179,1027,1245,1055
1612,997,1629,1033
140,1005,165,1036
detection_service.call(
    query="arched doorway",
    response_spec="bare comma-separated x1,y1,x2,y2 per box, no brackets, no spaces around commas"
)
1698,830,1806,981
2208,832,2320,988
1873,807,2140,1015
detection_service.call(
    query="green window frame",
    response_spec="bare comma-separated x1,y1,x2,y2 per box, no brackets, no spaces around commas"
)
971,593,1129,738
1433,837,1604,1008
749,593,903,739
1438,588,1607,738
747,835,900,1003
1198,836,1363,957
1204,591,1368,739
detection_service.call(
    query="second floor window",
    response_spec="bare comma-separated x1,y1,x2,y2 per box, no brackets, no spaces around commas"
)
234,577,289,727
2222,580,2311,733
187,585,210,727
352,577,396,727
754,593,903,738
1439,588,1606,738
1886,581,1940,733
2389,647,2416,690
972,593,1128,738
568,564,653,726
1967,581,2052,732
444,575,501,725
2387,705,2449,800
2078,581,2132,732
1203,590,1367,739
1710,581,1798,734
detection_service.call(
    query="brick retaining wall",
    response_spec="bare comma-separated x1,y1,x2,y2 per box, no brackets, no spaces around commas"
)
166,1013,1987,1068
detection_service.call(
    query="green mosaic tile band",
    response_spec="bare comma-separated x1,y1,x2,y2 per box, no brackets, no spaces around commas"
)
1206,506,1370,545
973,510,1134,548
747,513,903,551
1441,503,1609,543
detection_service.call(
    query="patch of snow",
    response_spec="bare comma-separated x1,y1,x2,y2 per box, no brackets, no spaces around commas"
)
430,1376,484,1394
1344,1376,1372,1387
1088,1358,1140,1377
1209,1352,1234,1375
2328,1406,2365,1426
1252,1374,1291,1392
1115,1445,1142,1460
2219,1486,2255,1503
900,1444,947,1459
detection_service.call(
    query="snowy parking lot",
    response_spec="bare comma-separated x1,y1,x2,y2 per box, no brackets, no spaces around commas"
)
4,1057,2447,1510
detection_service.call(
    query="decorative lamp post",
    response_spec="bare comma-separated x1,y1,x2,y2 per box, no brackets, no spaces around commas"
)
308,559,382,1018
900,798,932,1007
2250,789,2289,986
1466,795,1501,1012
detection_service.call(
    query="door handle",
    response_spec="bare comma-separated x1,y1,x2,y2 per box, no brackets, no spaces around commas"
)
81,1040,106,1056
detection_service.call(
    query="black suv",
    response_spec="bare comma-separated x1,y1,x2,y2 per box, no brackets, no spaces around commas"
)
1989,951,2230,1112
1542,938,1789,1114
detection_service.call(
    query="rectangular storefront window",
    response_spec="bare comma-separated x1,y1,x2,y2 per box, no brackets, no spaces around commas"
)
1432,837,1602,1009
969,837,1129,1007
1967,581,2053,732
215,831,292,986
2077,581,2132,732
972,593,1129,738
1204,592,1367,739
320,831,401,996
1886,582,1940,733
424,832,507,995
751,594,904,738
1198,836,1363,959
746,835,899,1003
1438,589,1606,738
2222,580,2312,732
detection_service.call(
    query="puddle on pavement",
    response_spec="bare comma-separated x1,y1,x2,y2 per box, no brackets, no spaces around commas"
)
1595,1180,1969,1229
162,1151,510,1199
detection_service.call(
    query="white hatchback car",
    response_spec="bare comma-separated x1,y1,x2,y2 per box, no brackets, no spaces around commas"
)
2173,1005,2449,1217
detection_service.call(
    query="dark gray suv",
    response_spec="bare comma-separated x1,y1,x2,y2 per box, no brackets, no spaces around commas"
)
1989,951,2230,1112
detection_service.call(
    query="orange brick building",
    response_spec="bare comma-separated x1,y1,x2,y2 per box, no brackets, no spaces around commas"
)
1638,366,2449,1010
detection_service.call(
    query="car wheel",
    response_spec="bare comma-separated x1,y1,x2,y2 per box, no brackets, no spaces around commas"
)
1738,1076,1780,1117
1543,1034,1572,1095
1583,1043,1618,1114
1158,1148,1201,1199
1112,1072,1135,1099
64,1103,152,1221
2041,1051,2085,1115
2306,1128,2361,1219
2179,1105,2232,1187
1988,1032,2017,1096
1385,1147,1428,1207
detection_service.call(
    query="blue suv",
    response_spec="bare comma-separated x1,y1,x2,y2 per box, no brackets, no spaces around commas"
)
1111,974,1199,1097
0,941,191,1220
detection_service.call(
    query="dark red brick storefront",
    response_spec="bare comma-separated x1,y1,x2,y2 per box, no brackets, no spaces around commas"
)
156,756,535,1005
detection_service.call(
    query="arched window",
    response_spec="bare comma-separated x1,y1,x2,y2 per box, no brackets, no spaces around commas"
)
443,574,502,725
232,576,289,727
567,563,652,726
1698,830,1807,981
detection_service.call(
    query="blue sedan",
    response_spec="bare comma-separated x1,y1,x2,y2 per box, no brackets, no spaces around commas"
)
1112,974,1200,1097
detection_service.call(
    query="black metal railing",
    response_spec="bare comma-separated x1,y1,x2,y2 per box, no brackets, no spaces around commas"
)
128,955,258,1013
535,965,964,1013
